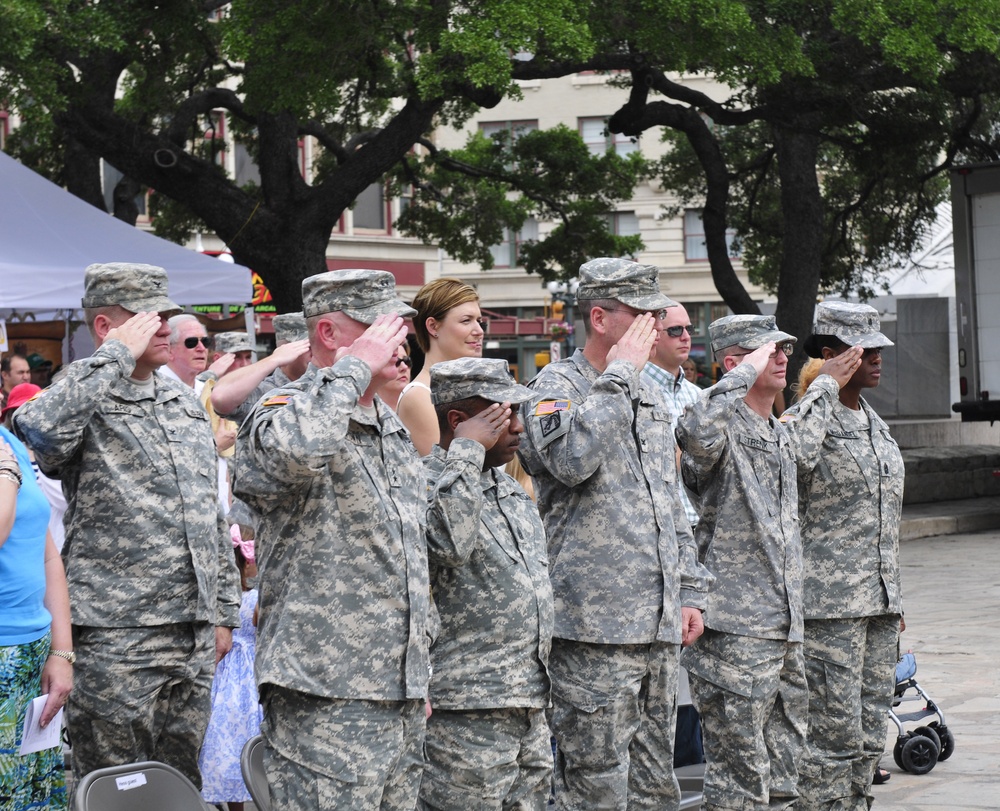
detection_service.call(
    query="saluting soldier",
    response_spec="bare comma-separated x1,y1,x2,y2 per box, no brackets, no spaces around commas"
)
519,257,712,810
232,269,430,810
419,357,554,810
14,262,241,786
781,302,904,809
676,314,808,811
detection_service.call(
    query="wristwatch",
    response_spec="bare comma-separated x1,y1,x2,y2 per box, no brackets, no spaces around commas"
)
49,649,76,664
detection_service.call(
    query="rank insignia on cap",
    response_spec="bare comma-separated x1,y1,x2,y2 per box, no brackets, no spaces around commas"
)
535,399,571,416
262,394,292,408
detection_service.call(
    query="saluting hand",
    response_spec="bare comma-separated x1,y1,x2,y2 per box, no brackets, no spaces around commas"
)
105,311,162,361
454,402,512,451
819,345,863,388
738,342,776,377
606,313,658,369
342,314,409,378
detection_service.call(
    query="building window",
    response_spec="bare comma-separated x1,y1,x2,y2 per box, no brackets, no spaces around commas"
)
480,120,538,144
579,117,638,156
606,211,640,237
354,182,388,231
684,209,740,261
490,218,539,268
234,142,261,187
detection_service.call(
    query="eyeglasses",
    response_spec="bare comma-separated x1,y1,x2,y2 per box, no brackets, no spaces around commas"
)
601,306,670,322
182,336,212,349
395,355,413,368
664,325,695,338
731,342,795,358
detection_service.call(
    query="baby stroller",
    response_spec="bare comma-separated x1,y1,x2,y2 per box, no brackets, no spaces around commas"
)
889,652,955,775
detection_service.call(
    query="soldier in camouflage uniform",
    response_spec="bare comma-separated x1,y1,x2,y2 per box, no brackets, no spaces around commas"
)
232,270,430,810
419,357,554,811
518,258,713,810
675,314,808,811
780,302,903,810
210,312,311,425
13,262,242,787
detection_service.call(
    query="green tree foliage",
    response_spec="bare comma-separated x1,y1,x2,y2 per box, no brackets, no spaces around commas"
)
0,0,607,310
393,126,647,281
4,0,1000,333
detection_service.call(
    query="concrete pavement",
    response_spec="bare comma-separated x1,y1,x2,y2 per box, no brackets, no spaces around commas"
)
870,526,1000,810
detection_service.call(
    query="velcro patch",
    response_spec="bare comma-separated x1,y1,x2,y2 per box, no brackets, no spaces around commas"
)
261,394,292,408
534,399,571,416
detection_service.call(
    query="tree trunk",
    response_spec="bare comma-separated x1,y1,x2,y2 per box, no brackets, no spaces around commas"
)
771,124,825,395
62,136,106,213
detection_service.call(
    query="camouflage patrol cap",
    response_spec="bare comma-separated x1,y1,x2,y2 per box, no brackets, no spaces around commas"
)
272,312,307,343
302,269,416,323
81,262,182,316
213,331,254,355
710,314,796,354
430,358,535,407
576,258,678,312
812,301,893,350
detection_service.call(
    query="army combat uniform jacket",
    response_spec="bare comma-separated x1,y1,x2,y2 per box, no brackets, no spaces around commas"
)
781,375,904,619
425,438,553,709
232,357,430,702
13,339,241,628
216,366,292,428
676,363,803,642
518,350,711,645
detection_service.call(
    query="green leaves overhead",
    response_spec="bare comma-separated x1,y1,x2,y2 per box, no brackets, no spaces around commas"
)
395,126,647,280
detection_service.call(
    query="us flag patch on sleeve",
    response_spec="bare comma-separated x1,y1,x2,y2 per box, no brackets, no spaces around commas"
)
534,399,571,416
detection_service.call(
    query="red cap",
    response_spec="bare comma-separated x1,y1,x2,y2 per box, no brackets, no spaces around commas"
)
1,383,42,422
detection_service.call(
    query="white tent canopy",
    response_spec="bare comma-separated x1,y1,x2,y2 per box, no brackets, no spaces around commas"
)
0,151,251,310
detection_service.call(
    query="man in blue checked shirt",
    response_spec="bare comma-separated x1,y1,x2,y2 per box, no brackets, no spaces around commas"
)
642,303,704,529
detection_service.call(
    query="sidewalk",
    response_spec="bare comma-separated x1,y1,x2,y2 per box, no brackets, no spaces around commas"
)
900,495,1000,542
870,524,1000,810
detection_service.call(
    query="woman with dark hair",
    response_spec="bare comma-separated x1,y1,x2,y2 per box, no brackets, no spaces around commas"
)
397,278,483,455
781,301,903,809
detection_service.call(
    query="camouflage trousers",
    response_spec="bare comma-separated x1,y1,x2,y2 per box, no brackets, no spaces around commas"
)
548,638,682,810
797,615,900,811
261,686,425,811
67,622,215,788
418,707,552,811
682,631,807,811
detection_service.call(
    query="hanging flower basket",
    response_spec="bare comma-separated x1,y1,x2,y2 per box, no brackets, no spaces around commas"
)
550,321,573,340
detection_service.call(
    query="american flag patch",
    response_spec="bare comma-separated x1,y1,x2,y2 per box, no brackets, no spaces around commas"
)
535,399,571,416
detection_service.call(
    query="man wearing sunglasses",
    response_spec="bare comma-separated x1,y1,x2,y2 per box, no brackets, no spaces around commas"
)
161,314,213,390
519,257,712,810
676,314,807,811
643,305,702,531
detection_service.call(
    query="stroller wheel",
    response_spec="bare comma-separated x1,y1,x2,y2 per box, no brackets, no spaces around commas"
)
928,721,955,761
913,725,941,752
900,733,940,775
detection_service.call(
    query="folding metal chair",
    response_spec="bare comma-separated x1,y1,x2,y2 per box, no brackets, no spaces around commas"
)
240,734,271,811
72,760,213,811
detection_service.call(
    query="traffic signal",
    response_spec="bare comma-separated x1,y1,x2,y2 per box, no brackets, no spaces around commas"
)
551,300,565,320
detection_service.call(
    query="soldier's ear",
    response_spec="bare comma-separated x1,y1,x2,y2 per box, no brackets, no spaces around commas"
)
447,409,468,432
92,313,115,343
314,317,338,351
